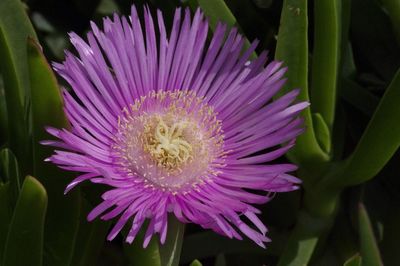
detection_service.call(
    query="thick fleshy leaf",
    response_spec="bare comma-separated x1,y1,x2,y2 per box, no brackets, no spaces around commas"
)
0,0,37,173
187,0,237,30
381,0,400,44
71,198,110,266
277,210,332,266
0,148,21,208
27,37,81,266
0,149,21,261
2,176,47,266
343,254,362,266
159,216,185,266
27,38,67,172
123,225,161,266
122,217,186,266
340,43,356,79
190,259,203,266
358,203,383,266
0,183,12,262
274,0,329,168
0,76,7,146
186,0,254,58
334,69,400,187
310,0,340,130
312,113,331,154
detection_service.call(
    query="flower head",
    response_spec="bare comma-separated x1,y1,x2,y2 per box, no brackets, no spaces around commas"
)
44,6,308,248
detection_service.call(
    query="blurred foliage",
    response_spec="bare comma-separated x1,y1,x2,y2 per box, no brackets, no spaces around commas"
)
0,0,399,265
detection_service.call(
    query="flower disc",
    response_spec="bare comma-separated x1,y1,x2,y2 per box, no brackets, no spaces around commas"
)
112,90,225,191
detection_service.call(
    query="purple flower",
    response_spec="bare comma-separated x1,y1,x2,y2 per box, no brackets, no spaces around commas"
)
44,6,308,248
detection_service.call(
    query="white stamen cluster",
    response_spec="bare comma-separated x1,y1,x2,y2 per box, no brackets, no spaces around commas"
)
143,116,192,170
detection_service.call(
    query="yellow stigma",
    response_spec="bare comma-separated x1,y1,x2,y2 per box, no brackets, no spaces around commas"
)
143,116,192,170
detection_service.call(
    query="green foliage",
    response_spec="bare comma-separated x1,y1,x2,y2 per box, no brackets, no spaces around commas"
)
310,0,340,130
336,69,400,187
2,176,47,266
344,254,362,266
275,0,330,169
312,113,331,154
358,204,383,266
185,0,255,58
27,34,82,266
0,184,12,262
71,199,111,266
190,259,203,266
159,216,185,266
0,0,36,173
122,216,185,266
123,225,162,266
0,149,21,208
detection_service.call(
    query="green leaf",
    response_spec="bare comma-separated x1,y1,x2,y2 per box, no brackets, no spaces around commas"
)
96,0,121,15
27,37,81,266
186,0,255,58
2,176,47,266
381,0,400,44
0,148,21,206
340,43,356,79
123,225,161,266
0,76,7,145
27,37,68,172
0,149,21,261
331,104,346,160
71,198,111,266
0,0,37,173
0,183,13,262
122,217,186,266
343,254,362,266
159,216,185,266
312,113,331,154
277,209,336,266
0,149,22,261
335,69,400,187
190,259,203,266
274,0,329,168
358,203,383,266
277,231,318,265
188,0,237,30
310,0,340,131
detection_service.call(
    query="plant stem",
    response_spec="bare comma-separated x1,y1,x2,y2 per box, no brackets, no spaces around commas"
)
159,215,185,266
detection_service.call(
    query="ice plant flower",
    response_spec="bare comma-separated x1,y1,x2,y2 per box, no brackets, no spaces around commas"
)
44,6,308,248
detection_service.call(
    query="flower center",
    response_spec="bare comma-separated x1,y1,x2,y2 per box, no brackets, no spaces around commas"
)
112,90,225,192
143,116,192,170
